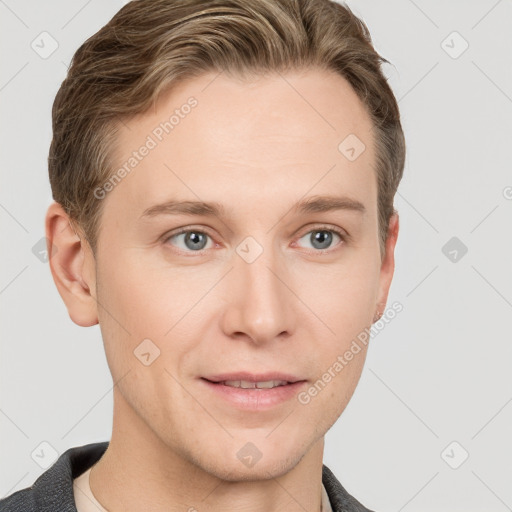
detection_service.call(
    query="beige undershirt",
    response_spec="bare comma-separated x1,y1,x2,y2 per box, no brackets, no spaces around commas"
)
73,466,333,512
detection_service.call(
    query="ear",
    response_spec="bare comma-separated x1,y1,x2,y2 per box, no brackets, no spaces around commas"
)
45,202,99,327
375,211,399,319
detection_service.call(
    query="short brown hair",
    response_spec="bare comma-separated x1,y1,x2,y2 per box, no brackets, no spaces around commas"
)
49,0,405,257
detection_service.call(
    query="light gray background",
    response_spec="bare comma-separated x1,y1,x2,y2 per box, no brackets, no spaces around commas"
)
1,1,511,511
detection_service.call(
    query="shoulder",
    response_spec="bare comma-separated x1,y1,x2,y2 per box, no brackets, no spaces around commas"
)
322,464,376,512
0,442,109,512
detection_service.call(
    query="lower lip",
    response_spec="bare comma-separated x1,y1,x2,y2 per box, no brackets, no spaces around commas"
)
200,379,307,410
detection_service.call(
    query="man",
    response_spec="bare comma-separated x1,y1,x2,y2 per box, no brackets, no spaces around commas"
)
0,0,405,510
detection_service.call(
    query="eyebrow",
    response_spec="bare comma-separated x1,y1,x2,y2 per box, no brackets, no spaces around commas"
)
140,195,366,219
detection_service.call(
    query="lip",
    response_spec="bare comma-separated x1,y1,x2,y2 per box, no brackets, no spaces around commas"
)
202,372,303,383
200,373,307,411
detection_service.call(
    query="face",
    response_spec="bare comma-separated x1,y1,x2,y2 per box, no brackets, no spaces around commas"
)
69,68,397,480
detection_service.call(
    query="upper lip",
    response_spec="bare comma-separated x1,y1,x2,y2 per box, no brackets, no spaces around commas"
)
202,372,305,383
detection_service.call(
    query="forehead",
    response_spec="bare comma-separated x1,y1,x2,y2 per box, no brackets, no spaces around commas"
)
106,68,377,221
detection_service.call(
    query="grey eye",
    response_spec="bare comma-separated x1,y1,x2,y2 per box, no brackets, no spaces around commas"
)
297,229,341,250
169,231,212,251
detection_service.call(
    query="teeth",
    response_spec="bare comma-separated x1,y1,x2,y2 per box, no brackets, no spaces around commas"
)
221,380,289,389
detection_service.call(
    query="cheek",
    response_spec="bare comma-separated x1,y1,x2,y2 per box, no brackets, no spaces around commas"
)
300,340,369,429
98,254,203,336
295,258,378,337
296,256,377,408
96,256,211,380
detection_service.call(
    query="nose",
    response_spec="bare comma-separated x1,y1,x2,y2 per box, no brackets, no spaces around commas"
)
219,240,296,346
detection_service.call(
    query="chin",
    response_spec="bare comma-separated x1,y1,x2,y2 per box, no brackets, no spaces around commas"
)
210,453,305,482
191,436,312,483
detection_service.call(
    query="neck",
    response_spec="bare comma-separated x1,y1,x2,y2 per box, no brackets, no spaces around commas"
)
89,388,326,512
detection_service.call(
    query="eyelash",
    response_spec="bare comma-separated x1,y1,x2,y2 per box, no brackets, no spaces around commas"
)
162,225,347,256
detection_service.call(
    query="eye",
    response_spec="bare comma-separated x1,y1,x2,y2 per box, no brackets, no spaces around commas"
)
296,227,345,251
164,229,214,252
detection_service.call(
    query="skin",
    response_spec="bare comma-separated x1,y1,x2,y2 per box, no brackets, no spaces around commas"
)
46,68,399,512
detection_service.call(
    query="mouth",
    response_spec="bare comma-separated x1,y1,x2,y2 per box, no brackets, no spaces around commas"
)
202,371,304,387
203,378,293,389
200,373,307,410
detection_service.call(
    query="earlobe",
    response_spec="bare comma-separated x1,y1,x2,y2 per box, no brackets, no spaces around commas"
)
45,202,99,327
